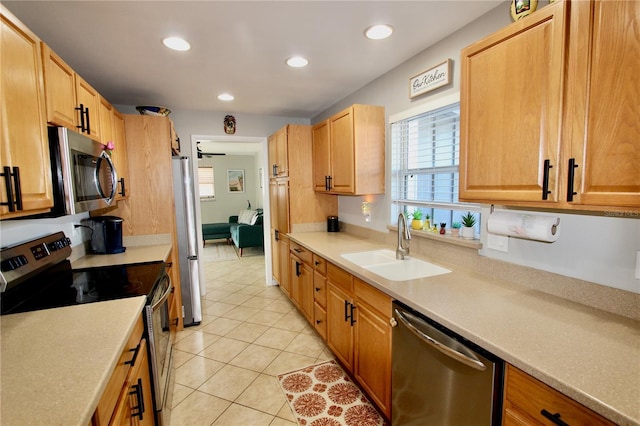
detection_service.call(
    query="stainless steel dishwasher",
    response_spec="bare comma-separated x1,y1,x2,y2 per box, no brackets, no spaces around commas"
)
392,301,504,425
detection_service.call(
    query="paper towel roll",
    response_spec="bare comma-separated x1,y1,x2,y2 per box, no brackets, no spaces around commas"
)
487,212,560,242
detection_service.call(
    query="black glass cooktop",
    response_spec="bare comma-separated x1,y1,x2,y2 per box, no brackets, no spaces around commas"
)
1,261,165,315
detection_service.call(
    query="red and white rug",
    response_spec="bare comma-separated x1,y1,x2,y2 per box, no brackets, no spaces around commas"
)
277,360,387,426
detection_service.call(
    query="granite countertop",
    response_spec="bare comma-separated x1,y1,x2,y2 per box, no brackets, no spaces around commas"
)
0,297,147,426
287,231,640,426
71,243,172,269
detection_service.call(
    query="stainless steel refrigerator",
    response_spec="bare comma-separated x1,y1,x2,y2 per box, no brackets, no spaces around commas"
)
172,156,202,326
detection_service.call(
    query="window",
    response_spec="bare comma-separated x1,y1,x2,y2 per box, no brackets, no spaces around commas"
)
391,100,480,235
198,166,215,200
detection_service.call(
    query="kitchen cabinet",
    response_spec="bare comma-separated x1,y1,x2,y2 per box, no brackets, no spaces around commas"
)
326,265,354,372
42,43,103,141
290,241,314,322
268,124,337,289
0,6,54,219
268,126,288,178
112,109,130,200
278,234,290,296
459,0,639,210
312,104,385,195
108,114,184,331
503,364,615,426
312,254,328,339
353,278,392,418
92,315,154,426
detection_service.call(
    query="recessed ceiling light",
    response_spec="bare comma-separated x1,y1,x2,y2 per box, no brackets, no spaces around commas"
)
286,56,309,68
364,24,393,40
218,93,234,101
162,36,191,51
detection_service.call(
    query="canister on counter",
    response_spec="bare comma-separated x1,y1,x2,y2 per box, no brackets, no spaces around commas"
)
327,216,339,232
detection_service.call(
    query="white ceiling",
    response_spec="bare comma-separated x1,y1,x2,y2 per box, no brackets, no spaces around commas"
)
4,1,502,120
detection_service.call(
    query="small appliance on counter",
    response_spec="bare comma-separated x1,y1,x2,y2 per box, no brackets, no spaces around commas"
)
84,216,126,254
327,216,340,232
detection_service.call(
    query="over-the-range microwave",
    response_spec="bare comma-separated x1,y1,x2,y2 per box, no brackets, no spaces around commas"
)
43,127,118,217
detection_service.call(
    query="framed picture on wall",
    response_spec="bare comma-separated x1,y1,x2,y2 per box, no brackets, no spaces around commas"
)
227,169,245,193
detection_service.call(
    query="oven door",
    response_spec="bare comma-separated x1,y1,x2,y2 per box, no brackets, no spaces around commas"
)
144,271,174,426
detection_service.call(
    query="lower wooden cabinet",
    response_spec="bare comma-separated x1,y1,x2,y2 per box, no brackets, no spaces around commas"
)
503,364,615,426
290,250,313,322
92,314,154,426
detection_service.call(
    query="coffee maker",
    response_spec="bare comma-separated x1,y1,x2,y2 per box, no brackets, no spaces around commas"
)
84,216,126,254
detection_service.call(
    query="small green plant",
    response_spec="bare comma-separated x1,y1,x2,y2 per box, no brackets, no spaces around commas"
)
411,210,423,221
451,222,462,229
461,212,477,227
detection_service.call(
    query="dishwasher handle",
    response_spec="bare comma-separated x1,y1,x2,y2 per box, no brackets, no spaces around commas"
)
394,308,486,371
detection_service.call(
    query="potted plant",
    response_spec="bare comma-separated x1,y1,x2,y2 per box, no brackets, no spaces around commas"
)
460,212,476,240
411,210,424,230
451,222,462,237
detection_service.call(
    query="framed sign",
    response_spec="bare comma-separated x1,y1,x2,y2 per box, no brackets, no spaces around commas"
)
227,169,245,193
409,59,452,98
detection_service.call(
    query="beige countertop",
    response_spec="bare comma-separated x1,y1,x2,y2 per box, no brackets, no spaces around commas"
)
71,243,172,269
288,231,640,426
0,296,147,426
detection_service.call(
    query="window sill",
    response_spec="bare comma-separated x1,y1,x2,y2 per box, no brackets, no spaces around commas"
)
387,225,482,250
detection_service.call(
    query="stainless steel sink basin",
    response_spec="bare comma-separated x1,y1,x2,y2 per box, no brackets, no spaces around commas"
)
340,249,451,281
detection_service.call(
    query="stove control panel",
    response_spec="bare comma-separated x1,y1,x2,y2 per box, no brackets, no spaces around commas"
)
0,232,72,292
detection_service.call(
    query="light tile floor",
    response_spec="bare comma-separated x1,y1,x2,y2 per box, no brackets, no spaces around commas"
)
170,245,334,426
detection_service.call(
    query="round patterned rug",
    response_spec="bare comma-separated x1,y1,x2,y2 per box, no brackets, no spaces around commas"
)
277,360,387,426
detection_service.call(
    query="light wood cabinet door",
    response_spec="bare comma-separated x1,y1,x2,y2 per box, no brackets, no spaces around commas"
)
354,278,392,419
503,364,615,426
112,109,129,200
278,234,290,295
75,74,102,142
276,179,289,233
0,6,53,219
329,109,356,194
267,126,288,177
460,1,567,204
41,43,78,130
326,282,354,372
290,252,313,321
566,0,640,208
312,120,331,192
99,97,114,145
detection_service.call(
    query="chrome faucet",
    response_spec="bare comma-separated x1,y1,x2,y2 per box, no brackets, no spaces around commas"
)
396,213,411,260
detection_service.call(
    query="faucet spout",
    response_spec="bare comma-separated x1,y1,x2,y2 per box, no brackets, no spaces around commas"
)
396,213,411,260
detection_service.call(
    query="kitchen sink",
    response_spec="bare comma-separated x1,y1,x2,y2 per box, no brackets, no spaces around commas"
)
340,249,451,281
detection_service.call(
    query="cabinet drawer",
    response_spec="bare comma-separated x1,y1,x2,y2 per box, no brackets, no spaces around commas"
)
290,241,312,265
313,270,327,308
354,278,391,318
93,315,144,426
327,262,353,295
312,254,327,274
504,365,615,426
314,302,327,340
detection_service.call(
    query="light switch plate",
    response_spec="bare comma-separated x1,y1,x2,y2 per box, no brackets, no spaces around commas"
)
487,233,509,252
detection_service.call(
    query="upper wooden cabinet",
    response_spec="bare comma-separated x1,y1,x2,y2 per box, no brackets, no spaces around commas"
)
42,43,102,142
268,126,289,178
111,109,129,201
460,0,639,211
0,6,54,219
312,104,385,195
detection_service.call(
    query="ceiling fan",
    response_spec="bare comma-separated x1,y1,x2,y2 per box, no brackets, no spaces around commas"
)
196,141,225,159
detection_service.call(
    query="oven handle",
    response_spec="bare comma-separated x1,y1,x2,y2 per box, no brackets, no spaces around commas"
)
151,274,172,311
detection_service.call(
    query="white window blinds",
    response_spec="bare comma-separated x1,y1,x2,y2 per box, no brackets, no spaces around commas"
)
198,166,215,199
391,102,480,231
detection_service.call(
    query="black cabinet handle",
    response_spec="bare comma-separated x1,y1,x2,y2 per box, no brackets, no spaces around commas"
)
130,378,145,420
327,175,333,191
274,229,280,241
272,164,278,177
315,287,320,292
118,177,126,197
324,175,330,191
124,343,140,366
344,301,356,325
344,300,349,322
542,159,553,200
1,166,22,212
76,104,85,132
295,261,301,277
566,158,578,202
349,303,356,326
315,261,320,266
316,319,322,324
540,409,569,426
85,107,91,134
293,248,303,254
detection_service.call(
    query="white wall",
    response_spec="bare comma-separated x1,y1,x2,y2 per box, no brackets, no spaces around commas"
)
198,154,261,224
311,4,640,294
